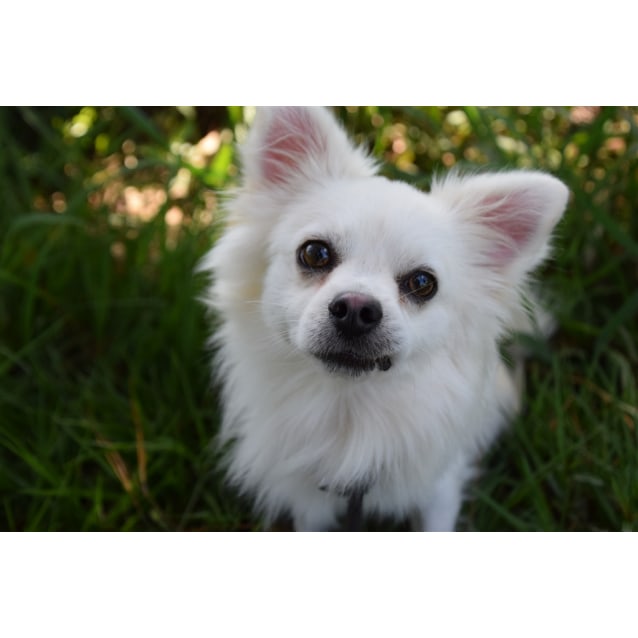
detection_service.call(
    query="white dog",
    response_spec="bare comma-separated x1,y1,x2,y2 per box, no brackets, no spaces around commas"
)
200,106,568,531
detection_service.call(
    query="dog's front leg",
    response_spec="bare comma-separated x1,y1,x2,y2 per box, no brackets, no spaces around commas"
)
414,455,474,532
291,491,340,532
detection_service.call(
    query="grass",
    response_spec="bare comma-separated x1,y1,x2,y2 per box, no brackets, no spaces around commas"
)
0,106,636,531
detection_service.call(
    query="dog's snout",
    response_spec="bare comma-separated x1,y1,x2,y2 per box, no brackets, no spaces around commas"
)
329,292,383,337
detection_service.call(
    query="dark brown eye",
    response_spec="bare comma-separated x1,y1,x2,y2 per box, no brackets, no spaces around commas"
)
399,269,438,302
298,240,334,271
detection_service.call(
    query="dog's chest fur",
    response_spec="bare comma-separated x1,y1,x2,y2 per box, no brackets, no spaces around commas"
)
217,318,513,518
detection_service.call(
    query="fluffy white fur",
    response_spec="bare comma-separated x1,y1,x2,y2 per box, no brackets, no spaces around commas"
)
200,106,569,531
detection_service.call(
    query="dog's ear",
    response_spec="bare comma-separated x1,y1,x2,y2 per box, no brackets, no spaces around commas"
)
433,171,569,276
240,106,375,189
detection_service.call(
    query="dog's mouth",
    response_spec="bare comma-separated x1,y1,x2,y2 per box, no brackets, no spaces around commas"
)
315,351,393,377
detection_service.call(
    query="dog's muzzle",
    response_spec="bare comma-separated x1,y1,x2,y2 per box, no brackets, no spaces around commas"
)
312,291,394,376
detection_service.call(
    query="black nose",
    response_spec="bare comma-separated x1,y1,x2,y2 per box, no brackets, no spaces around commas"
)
328,292,383,337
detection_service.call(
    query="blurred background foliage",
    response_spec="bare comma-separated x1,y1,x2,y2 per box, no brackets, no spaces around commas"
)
0,106,636,530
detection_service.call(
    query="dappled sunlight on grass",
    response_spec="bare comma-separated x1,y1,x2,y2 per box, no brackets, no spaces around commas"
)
120,185,167,221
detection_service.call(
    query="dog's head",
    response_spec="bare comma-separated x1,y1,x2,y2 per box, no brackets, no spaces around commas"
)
223,107,569,378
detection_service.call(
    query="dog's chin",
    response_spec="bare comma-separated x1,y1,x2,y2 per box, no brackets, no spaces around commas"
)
314,351,393,377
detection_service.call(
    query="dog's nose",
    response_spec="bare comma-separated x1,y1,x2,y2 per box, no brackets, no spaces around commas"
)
329,292,383,337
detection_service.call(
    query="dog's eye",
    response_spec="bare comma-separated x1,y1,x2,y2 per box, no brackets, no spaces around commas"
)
298,240,334,271
399,269,438,302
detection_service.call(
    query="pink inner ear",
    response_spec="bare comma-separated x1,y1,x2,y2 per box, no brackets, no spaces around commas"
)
480,192,541,265
262,108,326,185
